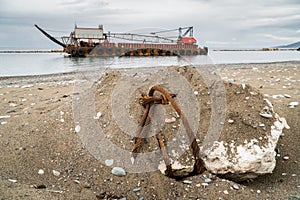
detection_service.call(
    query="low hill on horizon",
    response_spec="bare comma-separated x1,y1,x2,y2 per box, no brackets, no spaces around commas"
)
275,41,300,49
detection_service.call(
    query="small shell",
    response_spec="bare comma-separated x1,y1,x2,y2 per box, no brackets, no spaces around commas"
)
259,113,272,119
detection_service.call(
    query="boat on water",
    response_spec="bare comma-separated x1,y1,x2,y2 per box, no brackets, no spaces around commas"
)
35,24,208,57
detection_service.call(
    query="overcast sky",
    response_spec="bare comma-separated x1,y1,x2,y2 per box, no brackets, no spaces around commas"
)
0,0,299,49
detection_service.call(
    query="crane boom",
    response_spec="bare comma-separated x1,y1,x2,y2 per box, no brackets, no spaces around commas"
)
108,32,175,43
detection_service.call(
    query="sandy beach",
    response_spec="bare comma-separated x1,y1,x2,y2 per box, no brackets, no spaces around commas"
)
0,61,299,199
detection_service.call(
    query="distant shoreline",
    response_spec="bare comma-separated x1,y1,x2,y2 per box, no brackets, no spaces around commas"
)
0,48,298,54
213,48,299,51
0,49,63,53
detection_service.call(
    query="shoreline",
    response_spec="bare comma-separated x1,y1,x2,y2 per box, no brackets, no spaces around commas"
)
1,60,300,85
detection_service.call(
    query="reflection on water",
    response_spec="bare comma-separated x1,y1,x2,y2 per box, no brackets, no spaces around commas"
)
0,50,299,76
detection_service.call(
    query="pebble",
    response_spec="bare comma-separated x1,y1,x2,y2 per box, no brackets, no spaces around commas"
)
133,187,141,192
228,119,234,124
194,91,199,96
73,180,80,184
52,170,60,177
8,179,17,183
288,102,299,108
289,195,300,200
204,178,212,184
0,115,10,119
202,183,209,187
0,121,8,125
9,103,18,107
232,184,240,190
165,117,176,123
6,109,16,113
284,94,291,98
183,180,192,184
111,167,126,177
83,182,91,188
242,83,246,89
257,190,261,194
75,125,81,133
38,169,44,175
50,99,60,103
105,159,114,166
94,112,102,119
223,190,229,194
283,156,289,160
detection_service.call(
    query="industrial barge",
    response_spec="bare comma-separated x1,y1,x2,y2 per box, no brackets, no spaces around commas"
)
35,24,208,57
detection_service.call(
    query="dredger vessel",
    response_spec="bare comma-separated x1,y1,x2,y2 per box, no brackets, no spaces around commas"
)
35,24,208,57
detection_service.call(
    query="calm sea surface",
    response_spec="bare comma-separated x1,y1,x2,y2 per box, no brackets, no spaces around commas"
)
0,50,299,77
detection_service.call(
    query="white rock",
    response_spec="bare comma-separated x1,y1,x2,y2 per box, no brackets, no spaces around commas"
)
201,183,209,187
111,167,126,177
284,94,291,98
8,179,17,183
204,109,288,182
242,84,246,89
194,91,199,96
94,112,102,119
283,156,289,160
130,157,135,165
9,103,18,107
0,115,10,119
52,170,60,177
288,102,298,107
75,125,81,133
38,169,44,175
232,184,240,190
165,117,176,123
105,159,114,166
228,119,234,124
183,180,192,184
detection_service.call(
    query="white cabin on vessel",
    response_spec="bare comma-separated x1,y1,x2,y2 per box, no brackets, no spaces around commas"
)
73,24,105,42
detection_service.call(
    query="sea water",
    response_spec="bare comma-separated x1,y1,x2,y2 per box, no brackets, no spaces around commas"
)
0,50,299,77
